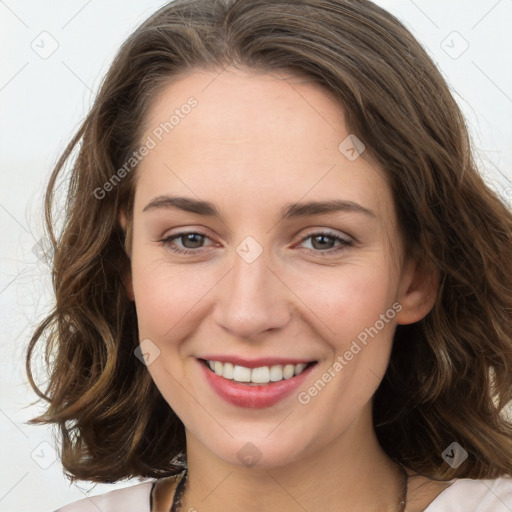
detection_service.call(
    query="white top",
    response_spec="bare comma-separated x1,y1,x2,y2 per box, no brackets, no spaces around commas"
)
424,477,512,511
53,476,512,511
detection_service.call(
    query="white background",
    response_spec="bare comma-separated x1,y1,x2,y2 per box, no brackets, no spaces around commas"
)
1,1,511,511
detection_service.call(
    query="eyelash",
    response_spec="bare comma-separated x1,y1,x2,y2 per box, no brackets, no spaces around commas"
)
159,230,353,257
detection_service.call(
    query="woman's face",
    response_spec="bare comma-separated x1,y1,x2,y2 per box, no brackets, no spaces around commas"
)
124,67,428,470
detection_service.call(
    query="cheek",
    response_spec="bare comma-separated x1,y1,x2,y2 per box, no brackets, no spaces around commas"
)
292,263,398,428
130,248,218,340
290,257,399,411
292,258,398,346
130,249,212,414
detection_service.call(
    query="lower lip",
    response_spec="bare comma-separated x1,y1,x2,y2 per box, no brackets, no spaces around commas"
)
198,359,317,408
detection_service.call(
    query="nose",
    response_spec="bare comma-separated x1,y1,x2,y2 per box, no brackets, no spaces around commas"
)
212,246,292,339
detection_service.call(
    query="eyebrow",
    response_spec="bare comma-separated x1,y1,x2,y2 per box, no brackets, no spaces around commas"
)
142,195,376,219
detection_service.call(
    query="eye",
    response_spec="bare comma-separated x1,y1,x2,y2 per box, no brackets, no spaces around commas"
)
159,229,353,257
159,231,214,255
297,231,353,256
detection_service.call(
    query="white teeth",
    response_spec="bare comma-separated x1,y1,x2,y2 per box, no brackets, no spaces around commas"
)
269,365,283,382
214,361,223,375
251,366,270,384
282,364,295,379
294,363,307,376
222,362,234,379
233,365,251,382
205,360,312,384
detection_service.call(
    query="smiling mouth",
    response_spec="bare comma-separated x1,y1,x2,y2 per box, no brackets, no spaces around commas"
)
199,358,317,385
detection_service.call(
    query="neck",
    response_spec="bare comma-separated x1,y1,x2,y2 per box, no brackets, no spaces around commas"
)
178,405,405,512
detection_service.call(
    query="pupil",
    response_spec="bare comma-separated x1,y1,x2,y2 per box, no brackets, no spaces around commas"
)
312,234,333,250
183,233,203,248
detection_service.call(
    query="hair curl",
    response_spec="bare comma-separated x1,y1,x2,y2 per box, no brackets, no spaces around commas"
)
26,0,512,484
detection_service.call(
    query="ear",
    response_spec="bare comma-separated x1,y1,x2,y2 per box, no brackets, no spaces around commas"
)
118,209,135,302
395,254,439,325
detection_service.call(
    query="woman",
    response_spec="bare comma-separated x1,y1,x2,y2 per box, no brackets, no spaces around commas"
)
26,0,512,510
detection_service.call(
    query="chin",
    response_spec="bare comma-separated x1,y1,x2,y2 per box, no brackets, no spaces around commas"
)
203,430,313,471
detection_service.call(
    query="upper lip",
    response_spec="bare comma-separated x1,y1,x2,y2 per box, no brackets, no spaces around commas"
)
198,355,317,368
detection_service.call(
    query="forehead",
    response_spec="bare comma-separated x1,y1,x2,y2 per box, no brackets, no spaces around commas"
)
134,67,392,222
142,69,347,165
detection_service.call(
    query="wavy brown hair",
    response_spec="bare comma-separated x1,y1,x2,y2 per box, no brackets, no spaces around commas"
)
26,0,512,484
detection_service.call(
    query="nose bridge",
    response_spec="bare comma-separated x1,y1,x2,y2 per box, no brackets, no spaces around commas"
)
213,240,290,338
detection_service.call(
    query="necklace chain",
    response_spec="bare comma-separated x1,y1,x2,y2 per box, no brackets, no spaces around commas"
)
169,463,409,512
169,468,187,512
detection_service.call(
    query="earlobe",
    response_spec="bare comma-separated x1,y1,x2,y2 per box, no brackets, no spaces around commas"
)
118,208,132,257
395,256,439,325
119,209,127,229
123,268,135,302
118,208,135,302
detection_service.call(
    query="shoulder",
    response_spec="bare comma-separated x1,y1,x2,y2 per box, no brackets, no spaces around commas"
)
425,475,512,511
54,480,156,512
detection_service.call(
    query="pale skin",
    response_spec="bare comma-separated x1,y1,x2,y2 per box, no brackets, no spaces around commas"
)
120,67,454,511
